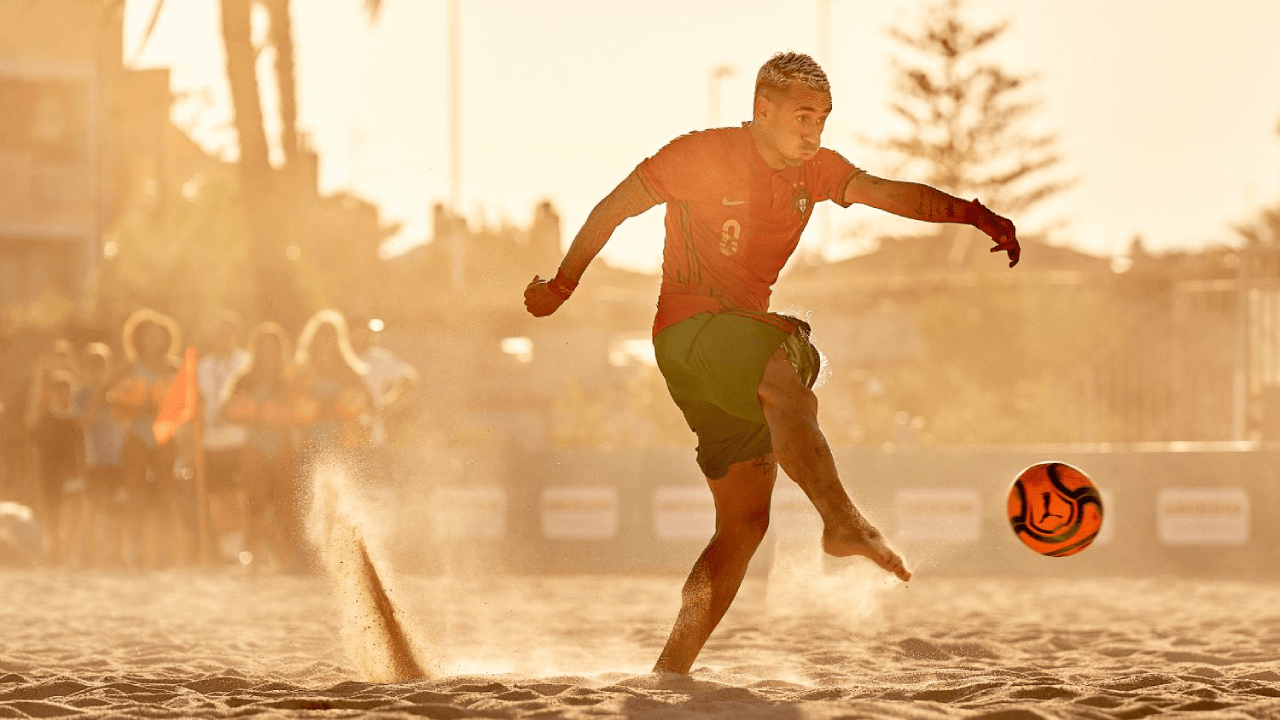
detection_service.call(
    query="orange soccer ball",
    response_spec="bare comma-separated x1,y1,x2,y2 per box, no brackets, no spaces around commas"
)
1007,462,1104,557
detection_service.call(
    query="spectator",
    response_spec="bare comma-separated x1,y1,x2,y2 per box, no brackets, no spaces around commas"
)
349,316,419,450
0,501,45,567
222,322,298,571
74,343,126,565
197,312,250,560
293,310,373,460
110,309,184,567
23,340,82,563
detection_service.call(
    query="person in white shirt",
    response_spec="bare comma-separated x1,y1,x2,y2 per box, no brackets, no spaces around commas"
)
350,316,419,450
196,312,250,558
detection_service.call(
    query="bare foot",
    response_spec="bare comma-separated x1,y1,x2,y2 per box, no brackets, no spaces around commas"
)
823,522,912,582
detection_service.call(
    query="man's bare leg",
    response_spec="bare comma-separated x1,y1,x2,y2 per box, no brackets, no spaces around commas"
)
758,349,912,582
653,456,776,674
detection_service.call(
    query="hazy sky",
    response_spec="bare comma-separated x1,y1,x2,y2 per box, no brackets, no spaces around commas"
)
125,0,1280,272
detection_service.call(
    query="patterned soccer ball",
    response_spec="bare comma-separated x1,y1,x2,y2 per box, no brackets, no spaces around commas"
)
1007,462,1104,557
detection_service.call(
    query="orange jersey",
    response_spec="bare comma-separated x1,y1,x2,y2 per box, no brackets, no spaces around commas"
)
636,124,863,334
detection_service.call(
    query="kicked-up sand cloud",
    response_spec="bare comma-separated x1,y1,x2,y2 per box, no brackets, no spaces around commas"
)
306,461,433,682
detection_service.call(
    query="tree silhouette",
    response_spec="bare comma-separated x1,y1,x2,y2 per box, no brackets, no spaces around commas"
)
215,0,383,328
121,0,387,330
882,0,1071,220
1235,203,1280,247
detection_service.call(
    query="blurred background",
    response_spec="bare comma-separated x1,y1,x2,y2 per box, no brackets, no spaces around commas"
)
1,0,1277,577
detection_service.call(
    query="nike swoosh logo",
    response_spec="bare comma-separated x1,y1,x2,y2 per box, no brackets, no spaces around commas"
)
722,197,748,206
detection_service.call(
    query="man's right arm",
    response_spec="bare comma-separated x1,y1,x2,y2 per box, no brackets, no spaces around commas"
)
525,170,659,317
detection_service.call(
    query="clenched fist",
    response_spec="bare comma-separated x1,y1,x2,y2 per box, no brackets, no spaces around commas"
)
524,275,568,317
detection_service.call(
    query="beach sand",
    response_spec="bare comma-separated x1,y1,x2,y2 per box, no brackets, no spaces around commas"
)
2,558,1278,719
3,457,1277,719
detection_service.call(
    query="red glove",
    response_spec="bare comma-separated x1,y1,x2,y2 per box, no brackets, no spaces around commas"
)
524,274,577,317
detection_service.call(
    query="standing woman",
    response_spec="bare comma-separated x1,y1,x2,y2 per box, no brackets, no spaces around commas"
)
292,310,373,466
74,343,127,565
109,309,184,567
23,339,82,563
222,323,299,571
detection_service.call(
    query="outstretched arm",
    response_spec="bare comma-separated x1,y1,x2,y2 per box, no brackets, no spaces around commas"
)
525,170,659,317
843,173,1020,267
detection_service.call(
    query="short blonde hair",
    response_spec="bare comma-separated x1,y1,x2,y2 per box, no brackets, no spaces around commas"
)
754,51,830,100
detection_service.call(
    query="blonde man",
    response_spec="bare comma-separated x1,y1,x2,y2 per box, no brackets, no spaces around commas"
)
525,52,1019,674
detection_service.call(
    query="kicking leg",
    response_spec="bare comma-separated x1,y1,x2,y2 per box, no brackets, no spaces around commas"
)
653,456,776,674
758,348,911,582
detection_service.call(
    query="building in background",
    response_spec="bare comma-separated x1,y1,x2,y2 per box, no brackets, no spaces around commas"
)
0,0,125,313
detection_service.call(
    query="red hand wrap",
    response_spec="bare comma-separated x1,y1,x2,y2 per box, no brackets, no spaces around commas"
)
548,274,578,301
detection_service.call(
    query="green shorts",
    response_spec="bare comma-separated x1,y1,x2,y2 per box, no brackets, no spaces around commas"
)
654,309,821,480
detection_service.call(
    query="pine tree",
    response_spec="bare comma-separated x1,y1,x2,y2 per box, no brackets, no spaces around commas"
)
1235,203,1280,247
882,0,1071,220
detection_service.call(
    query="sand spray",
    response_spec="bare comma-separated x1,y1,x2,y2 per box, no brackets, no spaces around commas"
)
765,535,909,626
306,460,436,682
764,483,913,627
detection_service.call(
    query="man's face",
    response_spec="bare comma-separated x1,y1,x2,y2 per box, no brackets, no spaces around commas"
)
756,83,832,167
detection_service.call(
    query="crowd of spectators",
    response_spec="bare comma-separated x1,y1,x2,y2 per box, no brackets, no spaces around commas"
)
0,307,419,569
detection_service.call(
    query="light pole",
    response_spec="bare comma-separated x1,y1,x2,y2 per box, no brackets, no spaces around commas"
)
817,0,835,255
707,65,735,127
447,0,463,288
818,0,832,64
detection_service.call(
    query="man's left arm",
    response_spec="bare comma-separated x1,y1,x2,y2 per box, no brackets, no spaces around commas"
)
842,173,1020,267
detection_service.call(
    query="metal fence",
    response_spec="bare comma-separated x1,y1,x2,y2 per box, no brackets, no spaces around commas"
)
1072,247,1280,444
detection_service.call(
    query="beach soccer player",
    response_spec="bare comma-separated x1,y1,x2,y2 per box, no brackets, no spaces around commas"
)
523,51,1020,674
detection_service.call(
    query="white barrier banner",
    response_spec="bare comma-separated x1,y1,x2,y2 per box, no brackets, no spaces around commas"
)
541,485,620,539
429,485,508,539
652,486,715,540
893,488,982,544
1157,487,1250,545
771,483,819,537
1095,489,1115,546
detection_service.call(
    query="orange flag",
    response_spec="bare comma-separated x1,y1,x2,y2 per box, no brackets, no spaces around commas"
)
153,346,198,445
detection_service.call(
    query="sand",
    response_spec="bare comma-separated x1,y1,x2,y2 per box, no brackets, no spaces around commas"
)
2,556,1279,720
3,460,1278,719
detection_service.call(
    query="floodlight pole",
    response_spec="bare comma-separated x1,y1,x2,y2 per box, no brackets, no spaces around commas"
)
448,0,463,288
708,65,735,127
818,0,832,63
817,0,834,254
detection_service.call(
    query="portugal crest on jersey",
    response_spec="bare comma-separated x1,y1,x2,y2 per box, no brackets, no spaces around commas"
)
792,183,809,216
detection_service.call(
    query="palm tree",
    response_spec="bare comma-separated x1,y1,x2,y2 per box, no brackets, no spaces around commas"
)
216,0,299,326
132,0,383,327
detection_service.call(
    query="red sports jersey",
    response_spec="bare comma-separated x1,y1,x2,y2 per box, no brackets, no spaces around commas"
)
636,124,863,335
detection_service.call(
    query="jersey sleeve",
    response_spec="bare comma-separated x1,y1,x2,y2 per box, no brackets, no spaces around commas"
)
635,131,717,203
813,148,864,208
